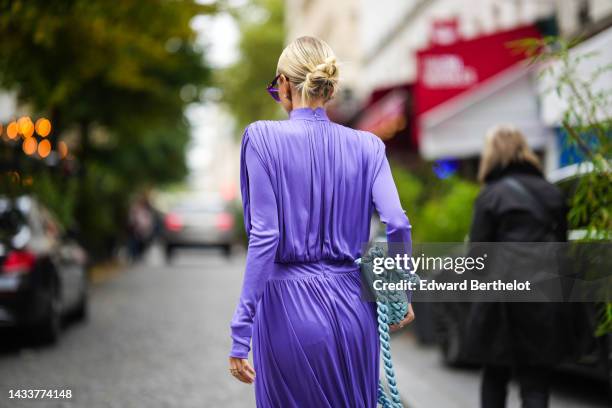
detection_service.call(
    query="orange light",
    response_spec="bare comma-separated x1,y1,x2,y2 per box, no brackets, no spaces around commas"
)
38,139,51,158
22,124,34,138
7,122,19,139
35,118,51,137
18,116,33,135
22,137,37,155
57,141,68,158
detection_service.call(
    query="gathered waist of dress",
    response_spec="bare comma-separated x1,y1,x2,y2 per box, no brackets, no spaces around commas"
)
268,258,359,281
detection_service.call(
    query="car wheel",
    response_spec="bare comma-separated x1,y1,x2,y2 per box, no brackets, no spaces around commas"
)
37,286,61,344
222,244,232,258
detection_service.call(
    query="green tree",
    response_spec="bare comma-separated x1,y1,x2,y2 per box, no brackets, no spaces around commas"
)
0,0,214,258
218,0,285,132
390,163,480,243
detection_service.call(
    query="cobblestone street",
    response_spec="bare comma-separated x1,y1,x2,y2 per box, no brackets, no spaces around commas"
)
0,249,255,408
0,247,609,408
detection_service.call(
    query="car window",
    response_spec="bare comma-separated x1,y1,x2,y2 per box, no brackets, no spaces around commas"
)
173,201,225,214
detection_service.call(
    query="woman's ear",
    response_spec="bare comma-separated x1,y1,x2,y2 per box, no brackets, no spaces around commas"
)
278,74,293,113
280,75,291,101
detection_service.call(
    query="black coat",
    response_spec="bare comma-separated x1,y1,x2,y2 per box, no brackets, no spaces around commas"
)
464,162,580,367
469,163,567,243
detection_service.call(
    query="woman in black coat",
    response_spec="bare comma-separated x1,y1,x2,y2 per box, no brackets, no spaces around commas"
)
466,125,575,408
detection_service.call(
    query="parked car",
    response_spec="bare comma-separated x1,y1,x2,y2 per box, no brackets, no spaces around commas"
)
0,196,88,344
432,163,611,392
162,193,236,261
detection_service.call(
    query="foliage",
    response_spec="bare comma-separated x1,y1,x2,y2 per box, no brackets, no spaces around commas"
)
217,0,285,132
390,163,480,243
391,166,423,213
418,179,480,242
519,36,612,335
0,0,213,258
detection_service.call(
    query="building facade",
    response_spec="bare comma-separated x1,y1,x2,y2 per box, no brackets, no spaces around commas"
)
284,0,362,97
284,0,612,172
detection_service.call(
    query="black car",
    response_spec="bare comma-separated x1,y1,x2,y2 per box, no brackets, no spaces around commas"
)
0,196,88,344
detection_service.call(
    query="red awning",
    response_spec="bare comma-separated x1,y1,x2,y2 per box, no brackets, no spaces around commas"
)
356,89,408,140
414,24,542,145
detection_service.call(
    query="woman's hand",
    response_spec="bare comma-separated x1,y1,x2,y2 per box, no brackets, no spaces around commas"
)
229,357,256,384
389,303,415,332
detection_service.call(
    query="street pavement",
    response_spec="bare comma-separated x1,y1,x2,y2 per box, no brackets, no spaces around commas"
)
391,333,610,408
0,247,254,408
0,248,609,408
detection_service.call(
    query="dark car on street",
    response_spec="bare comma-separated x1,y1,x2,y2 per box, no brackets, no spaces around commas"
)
0,196,88,344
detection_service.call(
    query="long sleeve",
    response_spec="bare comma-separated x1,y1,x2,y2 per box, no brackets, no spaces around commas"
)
372,149,413,303
229,134,279,359
372,151,412,258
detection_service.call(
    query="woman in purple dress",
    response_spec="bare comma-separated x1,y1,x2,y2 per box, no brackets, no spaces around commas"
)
229,36,414,407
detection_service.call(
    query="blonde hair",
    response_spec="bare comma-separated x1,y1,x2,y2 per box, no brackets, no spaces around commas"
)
478,124,541,183
277,36,339,104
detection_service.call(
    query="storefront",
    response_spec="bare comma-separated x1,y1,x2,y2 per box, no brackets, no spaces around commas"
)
414,24,556,171
355,83,413,153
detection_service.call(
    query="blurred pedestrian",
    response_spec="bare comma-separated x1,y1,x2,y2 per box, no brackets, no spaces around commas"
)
127,194,156,262
228,36,414,406
466,125,573,408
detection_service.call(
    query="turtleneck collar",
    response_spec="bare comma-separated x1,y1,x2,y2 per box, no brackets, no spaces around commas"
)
289,107,329,121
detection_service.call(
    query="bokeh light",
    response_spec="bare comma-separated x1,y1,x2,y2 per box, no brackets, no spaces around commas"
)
7,121,19,139
22,123,35,138
38,139,52,158
35,118,52,137
433,159,459,179
22,137,37,155
18,116,34,136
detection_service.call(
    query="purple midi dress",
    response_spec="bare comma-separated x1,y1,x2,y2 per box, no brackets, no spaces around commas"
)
230,107,412,407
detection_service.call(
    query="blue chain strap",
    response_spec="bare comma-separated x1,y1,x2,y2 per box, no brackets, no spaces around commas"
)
357,246,419,408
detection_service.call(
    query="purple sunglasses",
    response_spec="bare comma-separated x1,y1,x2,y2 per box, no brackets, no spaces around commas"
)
266,74,281,102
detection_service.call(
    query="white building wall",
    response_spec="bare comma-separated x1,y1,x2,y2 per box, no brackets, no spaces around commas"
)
285,0,361,90
359,0,557,96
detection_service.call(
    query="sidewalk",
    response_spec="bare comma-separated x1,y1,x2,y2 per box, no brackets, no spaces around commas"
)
390,333,479,408
390,332,609,408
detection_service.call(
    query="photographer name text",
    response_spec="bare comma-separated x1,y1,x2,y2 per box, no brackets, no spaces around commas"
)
374,279,531,292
